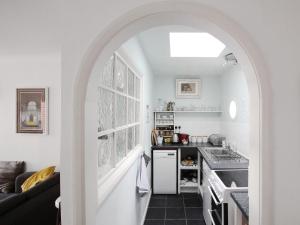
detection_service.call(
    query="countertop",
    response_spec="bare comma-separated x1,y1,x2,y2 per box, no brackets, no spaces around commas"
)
231,191,249,220
151,142,216,149
151,143,249,170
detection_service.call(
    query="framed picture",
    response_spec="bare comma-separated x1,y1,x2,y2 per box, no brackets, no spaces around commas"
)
176,79,201,98
16,88,49,134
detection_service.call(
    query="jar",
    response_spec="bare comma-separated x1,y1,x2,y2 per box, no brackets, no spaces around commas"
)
197,136,203,143
191,136,197,143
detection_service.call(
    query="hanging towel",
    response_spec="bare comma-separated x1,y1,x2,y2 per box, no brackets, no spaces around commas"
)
143,153,151,167
137,155,150,196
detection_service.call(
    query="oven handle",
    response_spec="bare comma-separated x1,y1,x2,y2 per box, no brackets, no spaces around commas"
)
208,185,222,205
208,209,217,225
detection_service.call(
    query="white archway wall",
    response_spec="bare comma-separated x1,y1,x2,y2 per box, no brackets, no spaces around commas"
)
79,10,265,225
61,1,300,225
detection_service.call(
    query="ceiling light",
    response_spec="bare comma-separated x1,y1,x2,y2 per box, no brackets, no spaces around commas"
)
169,32,225,57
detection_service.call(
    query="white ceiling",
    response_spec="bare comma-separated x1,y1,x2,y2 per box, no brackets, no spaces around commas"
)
137,26,232,76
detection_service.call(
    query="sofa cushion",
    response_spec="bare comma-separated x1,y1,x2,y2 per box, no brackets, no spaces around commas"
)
15,172,35,193
21,166,55,192
23,173,60,198
0,161,25,193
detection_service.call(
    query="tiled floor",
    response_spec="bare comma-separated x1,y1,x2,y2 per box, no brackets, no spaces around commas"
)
144,193,206,225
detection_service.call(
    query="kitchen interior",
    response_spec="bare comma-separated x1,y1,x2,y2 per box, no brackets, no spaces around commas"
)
144,26,249,225
100,25,251,225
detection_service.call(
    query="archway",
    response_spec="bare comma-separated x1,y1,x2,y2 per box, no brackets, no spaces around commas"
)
67,2,272,225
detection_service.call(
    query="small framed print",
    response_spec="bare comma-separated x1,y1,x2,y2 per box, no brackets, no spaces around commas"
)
16,88,49,134
176,79,201,98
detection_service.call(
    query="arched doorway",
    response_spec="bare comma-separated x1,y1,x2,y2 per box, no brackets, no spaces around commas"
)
65,2,272,225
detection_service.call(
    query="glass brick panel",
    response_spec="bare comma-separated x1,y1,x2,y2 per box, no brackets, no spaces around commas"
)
135,125,140,146
115,57,127,93
127,127,135,153
98,88,114,132
128,99,134,124
115,94,127,127
98,133,114,179
128,69,135,97
116,129,127,163
100,55,114,88
135,101,140,123
135,76,140,99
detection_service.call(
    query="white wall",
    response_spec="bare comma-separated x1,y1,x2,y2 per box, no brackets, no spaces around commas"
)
96,159,148,225
153,75,221,135
220,65,250,157
57,1,300,225
0,54,61,171
85,37,154,225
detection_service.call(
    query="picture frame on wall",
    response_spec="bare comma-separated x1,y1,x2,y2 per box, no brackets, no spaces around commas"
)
16,88,49,134
176,79,201,98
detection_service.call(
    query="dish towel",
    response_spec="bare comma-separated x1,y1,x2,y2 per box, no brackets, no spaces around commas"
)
137,155,150,196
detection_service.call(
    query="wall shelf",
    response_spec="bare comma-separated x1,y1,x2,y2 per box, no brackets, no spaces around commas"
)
154,110,222,113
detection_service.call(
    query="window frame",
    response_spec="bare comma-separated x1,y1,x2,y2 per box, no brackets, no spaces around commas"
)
96,52,143,205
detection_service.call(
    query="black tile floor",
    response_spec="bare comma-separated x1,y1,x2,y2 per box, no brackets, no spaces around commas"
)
144,193,206,225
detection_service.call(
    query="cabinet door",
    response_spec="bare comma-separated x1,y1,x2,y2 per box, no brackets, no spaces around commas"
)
203,170,212,225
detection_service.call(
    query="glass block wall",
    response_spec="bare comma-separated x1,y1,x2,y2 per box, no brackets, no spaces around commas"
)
97,54,141,180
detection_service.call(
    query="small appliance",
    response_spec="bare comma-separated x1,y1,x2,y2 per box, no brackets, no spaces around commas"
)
179,133,189,144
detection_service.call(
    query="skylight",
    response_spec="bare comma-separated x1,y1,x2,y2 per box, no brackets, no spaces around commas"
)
169,32,225,57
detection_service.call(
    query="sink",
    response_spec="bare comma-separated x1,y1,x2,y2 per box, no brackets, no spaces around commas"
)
204,148,227,155
203,148,247,162
215,170,248,188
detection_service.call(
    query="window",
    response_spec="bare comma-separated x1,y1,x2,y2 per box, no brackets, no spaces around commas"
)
169,32,225,57
97,53,142,180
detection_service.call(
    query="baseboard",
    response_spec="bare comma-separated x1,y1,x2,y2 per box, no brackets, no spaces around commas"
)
140,189,152,225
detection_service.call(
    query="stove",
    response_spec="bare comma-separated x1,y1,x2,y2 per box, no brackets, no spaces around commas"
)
206,169,248,225
208,169,248,203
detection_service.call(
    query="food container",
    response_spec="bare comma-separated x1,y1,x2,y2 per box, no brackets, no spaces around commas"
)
197,136,203,143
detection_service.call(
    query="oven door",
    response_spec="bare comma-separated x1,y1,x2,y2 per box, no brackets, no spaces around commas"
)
208,185,223,225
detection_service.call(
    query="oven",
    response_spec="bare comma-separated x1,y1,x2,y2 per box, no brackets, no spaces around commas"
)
208,185,228,225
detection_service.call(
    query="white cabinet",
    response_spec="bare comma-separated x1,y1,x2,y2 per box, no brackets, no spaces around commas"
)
153,150,177,194
202,161,212,225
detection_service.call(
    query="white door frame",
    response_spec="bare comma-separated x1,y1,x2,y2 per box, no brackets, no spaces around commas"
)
62,2,272,225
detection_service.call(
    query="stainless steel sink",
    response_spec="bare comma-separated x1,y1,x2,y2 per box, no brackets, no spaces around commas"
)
204,148,244,161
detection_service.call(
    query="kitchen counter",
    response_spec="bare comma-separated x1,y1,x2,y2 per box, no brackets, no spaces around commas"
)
151,142,216,149
231,191,249,220
198,147,249,170
152,143,249,170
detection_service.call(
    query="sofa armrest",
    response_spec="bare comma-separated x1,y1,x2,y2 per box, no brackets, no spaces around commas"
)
15,172,35,193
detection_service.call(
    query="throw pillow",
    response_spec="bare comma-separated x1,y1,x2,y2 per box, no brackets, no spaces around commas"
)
21,166,55,192
0,161,25,193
